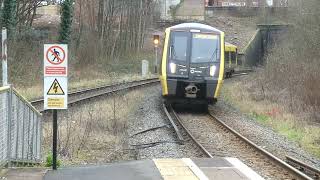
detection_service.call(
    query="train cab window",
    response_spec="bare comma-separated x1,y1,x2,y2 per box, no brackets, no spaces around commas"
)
191,34,219,63
170,32,188,61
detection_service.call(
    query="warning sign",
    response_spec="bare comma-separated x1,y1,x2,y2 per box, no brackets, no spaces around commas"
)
44,44,68,110
44,77,68,109
47,98,65,109
47,79,65,95
46,46,66,65
44,44,68,76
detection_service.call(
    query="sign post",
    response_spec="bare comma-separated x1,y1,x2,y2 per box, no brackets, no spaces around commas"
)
2,28,8,86
44,44,68,170
153,34,160,73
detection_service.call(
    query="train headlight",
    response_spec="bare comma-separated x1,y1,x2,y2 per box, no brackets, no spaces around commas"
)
170,63,177,74
210,65,216,76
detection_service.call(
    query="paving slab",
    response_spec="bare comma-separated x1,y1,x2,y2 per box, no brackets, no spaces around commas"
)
44,160,162,180
2,158,262,180
1,168,48,180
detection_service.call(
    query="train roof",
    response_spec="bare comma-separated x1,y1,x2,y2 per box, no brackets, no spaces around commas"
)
168,23,223,33
225,42,237,52
225,42,237,48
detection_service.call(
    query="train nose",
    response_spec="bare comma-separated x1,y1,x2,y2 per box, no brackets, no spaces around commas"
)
185,84,198,94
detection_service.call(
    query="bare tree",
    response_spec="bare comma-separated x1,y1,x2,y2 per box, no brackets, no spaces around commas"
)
73,0,156,62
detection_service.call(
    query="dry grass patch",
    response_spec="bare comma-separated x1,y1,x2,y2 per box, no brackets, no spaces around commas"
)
221,76,320,158
43,89,147,165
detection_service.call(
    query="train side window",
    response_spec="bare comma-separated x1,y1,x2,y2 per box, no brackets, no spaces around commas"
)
231,52,237,64
224,52,229,64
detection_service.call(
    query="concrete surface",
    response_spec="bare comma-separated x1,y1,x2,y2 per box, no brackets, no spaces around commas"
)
1,168,48,180
43,158,263,180
44,160,162,180
0,158,263,180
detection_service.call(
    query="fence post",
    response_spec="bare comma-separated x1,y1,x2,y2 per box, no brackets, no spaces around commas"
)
6,86,12,167
15,96,20,161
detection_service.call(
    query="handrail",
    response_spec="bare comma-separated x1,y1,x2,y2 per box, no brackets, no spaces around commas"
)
0,86,10,93
12,87,42,116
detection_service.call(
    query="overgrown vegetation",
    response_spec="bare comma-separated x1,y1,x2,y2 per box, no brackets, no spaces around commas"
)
258,1,320,123
43,88,146,165
222,79,320,158
220,1,320,158
0,0,157,98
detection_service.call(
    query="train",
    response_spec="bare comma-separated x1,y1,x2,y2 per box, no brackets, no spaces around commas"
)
159,23,225,110
224,42,238,78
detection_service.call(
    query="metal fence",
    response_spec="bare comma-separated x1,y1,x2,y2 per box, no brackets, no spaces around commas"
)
0,86,42,167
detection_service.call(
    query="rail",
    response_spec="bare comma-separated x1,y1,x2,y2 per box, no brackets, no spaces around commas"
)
286,156,320,179
163,104,213,158
31,78,159,112
208,112,311,179
163,103,312,179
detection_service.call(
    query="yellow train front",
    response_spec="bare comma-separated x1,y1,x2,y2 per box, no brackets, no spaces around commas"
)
159,23,225,108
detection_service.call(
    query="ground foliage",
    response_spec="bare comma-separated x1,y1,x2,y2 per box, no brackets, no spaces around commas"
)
261,0,320,122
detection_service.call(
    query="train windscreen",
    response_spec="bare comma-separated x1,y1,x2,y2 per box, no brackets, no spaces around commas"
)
171,33,188,61
191,34,219,63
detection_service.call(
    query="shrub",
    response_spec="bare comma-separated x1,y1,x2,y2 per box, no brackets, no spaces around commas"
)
45,153,62,168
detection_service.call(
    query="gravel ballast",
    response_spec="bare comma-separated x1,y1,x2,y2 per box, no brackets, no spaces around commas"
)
127,85,204,159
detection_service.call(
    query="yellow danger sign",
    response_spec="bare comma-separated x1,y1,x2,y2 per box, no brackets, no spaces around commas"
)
47,79,65,95
47,98,65,108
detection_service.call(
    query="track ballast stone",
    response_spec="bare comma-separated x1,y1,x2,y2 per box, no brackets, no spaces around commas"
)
127,85,203,159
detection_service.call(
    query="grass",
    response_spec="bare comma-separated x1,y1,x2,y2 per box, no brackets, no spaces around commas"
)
221,79,320,158
42,88,147,165
250,112,270,124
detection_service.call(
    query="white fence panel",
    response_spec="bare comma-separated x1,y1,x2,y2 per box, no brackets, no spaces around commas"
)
0,86,42,167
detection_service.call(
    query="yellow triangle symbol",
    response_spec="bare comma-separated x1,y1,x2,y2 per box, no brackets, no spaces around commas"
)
47,79,65,95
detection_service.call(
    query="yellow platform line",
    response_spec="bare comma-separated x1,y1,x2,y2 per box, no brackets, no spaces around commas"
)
153,159,199,180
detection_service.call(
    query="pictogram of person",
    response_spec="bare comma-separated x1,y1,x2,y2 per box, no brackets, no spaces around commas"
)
52,48,60,62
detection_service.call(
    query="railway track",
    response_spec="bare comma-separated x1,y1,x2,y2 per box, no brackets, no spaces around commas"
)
32,78,159,112
163,104,317,180
286,156,320,179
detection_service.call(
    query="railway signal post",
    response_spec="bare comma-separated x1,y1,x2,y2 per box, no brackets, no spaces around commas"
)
153,34,160,73
2,28,8,86
44,44,68,170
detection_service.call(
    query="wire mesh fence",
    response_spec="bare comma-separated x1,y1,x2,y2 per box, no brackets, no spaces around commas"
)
0,86,42,167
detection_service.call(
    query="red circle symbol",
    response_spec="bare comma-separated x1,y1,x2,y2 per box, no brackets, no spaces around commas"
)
46,46,66,65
